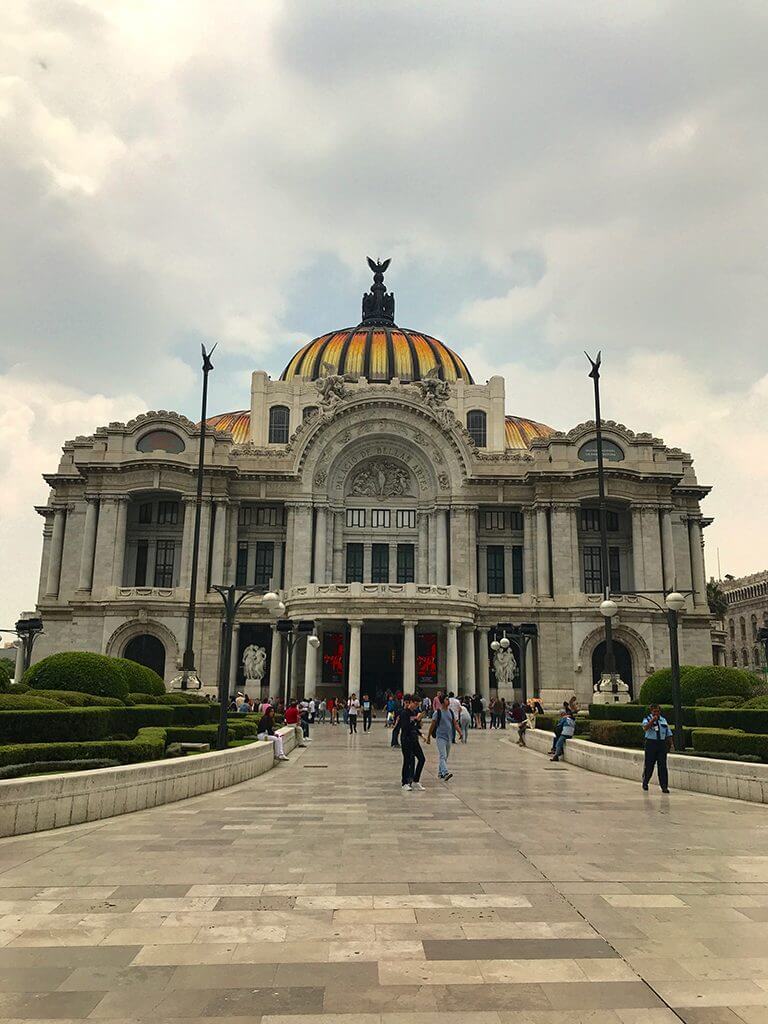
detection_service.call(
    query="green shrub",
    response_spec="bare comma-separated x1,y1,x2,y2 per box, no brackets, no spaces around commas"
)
589,703,697,726
31,689,125,708
24,652,129,700
534,714,589,735
115,658,165,695
694,708,768,734
125,693,161,705
166,704,210,727
0,694,66,711
691,728,768,762
11,683,28,693
157,693,189,705
588,720,691,748
0,659,14,691
165,718,259,746
695,695,746,708
640,665,757,706
0,727,167,768
0,707,115,744
742,696,768,710
0,759,121,779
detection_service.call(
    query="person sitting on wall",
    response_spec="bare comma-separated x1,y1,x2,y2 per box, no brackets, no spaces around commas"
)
550,708,576,762
257,706,289,761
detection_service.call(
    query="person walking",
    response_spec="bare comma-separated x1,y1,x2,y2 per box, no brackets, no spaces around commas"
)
642,704,672,793
427,694,460,780
397,695,426,791
458,700,471,744
361,694,373,732
326,697,335,725
471,693,483,730
498,696,507,729
347,694,360,733
489,698,497,730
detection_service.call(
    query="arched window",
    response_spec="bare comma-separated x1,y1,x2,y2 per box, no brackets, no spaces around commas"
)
466,410,487,447
731,650,738,667
751,614,758,639
136,430,185,454
740,616,746,640
303,406,319,421
729,619,735,640
754,647,761,667
268,406,290,444
742,649,749,667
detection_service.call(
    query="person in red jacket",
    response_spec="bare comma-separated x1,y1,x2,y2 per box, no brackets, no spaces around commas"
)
284,701,299,726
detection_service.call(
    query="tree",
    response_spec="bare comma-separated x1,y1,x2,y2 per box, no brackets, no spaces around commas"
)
707,579,728,620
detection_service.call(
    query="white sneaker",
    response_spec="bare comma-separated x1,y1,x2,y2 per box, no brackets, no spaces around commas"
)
412,782,425,790
278,755,290,761
402,783,412,791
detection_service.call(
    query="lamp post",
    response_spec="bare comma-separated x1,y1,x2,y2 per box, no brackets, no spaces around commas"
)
602,591,688,751
1,615,44,678
211,583,263,751
585,351,617,688
176,343,216,691
262,591,319,706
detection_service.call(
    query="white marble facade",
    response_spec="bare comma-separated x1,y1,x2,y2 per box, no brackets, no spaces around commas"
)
26,273,714,707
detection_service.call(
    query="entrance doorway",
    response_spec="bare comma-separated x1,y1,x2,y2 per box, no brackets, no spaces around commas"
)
592,639,633,696
123,634,166,679
361,631,402,704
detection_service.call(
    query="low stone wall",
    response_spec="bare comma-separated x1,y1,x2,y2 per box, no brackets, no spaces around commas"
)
525,726,768,803
0,726,300,838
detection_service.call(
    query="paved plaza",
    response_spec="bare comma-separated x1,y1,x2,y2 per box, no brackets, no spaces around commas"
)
0,728,767,1023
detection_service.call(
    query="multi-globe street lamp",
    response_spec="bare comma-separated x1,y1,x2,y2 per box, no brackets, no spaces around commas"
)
600,590,688,752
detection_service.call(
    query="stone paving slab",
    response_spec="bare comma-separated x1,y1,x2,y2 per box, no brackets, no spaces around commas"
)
0,726,767,1021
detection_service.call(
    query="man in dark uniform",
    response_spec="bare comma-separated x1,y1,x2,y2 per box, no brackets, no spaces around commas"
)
396,695,425,791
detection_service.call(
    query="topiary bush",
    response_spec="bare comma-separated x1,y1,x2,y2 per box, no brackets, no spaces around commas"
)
742,695,768,710
24,652,129,700
588,720,691,748
694,695,746,708
31,690,126,708
589,703,697,726
0,707,115,744
691,728,768,762
0,727,167,768
0,694,66,711
640,665,757,707
0,659,14,691
115,658,165,695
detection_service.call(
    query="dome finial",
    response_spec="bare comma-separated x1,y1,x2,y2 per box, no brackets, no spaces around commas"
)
361,257,396,325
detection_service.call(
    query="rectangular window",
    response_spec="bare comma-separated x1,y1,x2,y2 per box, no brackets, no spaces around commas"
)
583,545,622,594
235,542,249,587
254,541,274,587
581,509,600,532
371,543,389,583
346,543,363,582
138,502,153,524
395,509,416,529
157,500,179,525
487,545,505,594
397,544,415,583
609,546,621,593
371,509,391,528
511,545,524,594
154,540,175,588
346,509,366,528
256,507,280,526
238,506,254,526
484,511,505,531
606,510,619,532
509,510,523,531
134,541,148,586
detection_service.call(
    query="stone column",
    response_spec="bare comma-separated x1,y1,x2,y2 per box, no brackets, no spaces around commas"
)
477,627,490,700
428,510,437,584
450,508,470,590
436,510,448,586
45,507,67,598
661,508,676,592
269,625,282,696
272,542,283,591
195,500,212,593
403,619,416,692
291,504,312,586
640,506,663,593
536,507,550,597
313,506,327,583
689,518,707,608
417,512,429,584
551,504,576,596
348,620,362,695
283,504,296,588
180,497,196,587
462,627,476,693
446,621,459,690
468,507,478,591
226,502,240,585
14,641,25,682
210,500,228,588
77,498,99,592
331,510,344,583
111,498,128,588
523,507,536,595
92,498,118,595
229,623,240,691
304,635,318,694
478,544,488,594
631,506,645,592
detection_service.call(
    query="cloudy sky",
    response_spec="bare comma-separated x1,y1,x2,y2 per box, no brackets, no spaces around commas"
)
2,0,767,628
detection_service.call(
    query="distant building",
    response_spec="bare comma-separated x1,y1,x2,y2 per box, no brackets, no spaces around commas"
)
721,570,768,675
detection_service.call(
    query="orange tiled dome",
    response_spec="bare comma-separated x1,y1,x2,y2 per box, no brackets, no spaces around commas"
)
280,326,474,384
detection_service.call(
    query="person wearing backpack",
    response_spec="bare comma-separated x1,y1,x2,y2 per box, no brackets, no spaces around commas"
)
426,694,462,780
550,709,576,761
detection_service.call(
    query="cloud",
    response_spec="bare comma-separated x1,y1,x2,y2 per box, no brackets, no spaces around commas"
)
0,0,766,604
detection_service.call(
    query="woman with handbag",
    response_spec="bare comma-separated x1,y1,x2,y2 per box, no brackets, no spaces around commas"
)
641,704,672,793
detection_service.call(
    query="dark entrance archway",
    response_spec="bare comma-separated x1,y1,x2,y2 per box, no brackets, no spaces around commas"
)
592,639,633,696
123,634,166,679
361,631,402,705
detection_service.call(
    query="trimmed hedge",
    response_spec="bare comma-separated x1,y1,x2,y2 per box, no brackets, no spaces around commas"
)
639,665,757,706
0,694,66,711
0,659,13,690
589,720,691,749
166,718,260,746
24,652,129,700
0,727,167,768
0,759,120,779
694,708,768,734
588,703,697,726
0,704,177,745
742,696,768,710
534,714,589,735
164,704,210,727
691,728,768,762
31,690,126,708
695,695,746,708
115,658,165,695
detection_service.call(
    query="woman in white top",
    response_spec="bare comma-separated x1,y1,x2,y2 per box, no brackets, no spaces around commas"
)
347,694,360,733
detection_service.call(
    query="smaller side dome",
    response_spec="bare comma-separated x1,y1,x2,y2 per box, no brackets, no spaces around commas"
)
204,410,250,444
505,415,555,449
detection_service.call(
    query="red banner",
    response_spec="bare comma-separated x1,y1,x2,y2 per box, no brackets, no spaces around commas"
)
416,633,438,685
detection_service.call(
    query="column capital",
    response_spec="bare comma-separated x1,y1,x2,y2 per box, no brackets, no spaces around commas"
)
348,618,364,629
402,619,419,628
446,620,461,630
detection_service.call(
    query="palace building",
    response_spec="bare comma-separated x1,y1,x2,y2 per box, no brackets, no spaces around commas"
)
28,259,714,706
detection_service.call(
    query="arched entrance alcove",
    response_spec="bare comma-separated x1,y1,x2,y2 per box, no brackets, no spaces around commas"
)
592,640,633,695
123,634,166,678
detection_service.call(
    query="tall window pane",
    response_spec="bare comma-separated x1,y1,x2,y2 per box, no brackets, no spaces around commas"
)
467,410,487,447
346,543,363,583
372,543,389,583
135,542,148,586
397,544,415,583
154,540,175,588
487,545,505,594
254,541,274,587
157,500,179,525
609,546,621,593
268,405,290,444
583,545,602,593
235,542,249,586
511,545,524,594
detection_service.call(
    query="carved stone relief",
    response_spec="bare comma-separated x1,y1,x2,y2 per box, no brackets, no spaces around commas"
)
350,459,411,498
